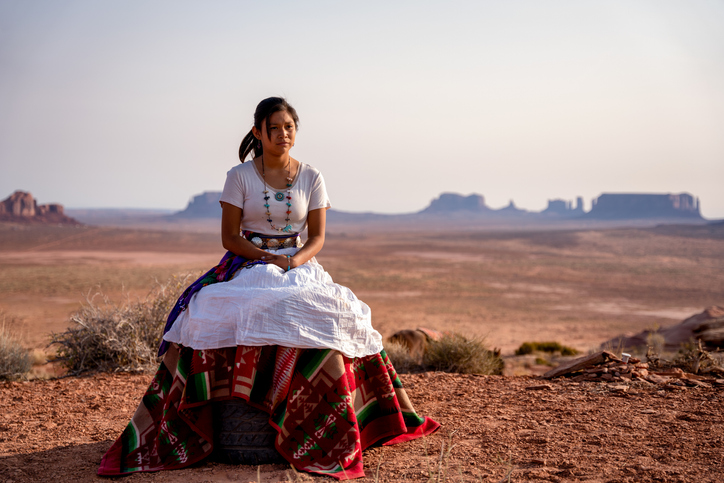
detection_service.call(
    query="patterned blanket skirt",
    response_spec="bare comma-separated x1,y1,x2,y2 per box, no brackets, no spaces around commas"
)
98,343,439,479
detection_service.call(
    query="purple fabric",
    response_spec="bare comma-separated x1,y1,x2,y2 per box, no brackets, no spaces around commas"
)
158,251,266,356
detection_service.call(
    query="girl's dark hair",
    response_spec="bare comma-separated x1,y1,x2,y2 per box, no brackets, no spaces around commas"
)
239,97,299,162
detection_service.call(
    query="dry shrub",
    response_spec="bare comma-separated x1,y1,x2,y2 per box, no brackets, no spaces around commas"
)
646,331,666,357
423,333,503,375
673,339,724,375
383,339,422,374
51,274,194,374
0,313,31,380
515,341,578,356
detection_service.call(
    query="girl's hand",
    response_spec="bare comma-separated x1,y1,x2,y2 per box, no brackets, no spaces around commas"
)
260,253,295,271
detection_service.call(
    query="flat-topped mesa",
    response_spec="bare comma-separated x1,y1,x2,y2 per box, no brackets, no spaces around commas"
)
587,193,702,220
0,190,78,224
542,196,585,217
421,193,489,213
173,191,223,218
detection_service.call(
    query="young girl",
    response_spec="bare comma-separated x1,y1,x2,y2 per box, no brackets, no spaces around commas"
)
99,97,439,480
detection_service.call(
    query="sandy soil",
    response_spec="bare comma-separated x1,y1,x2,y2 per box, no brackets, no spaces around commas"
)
1,373,722,482
1,222,724,481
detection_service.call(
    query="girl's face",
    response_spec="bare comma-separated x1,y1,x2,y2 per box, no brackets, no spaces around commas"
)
255,110,296,157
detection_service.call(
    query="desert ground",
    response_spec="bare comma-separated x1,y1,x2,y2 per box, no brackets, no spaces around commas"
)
1,220,723,481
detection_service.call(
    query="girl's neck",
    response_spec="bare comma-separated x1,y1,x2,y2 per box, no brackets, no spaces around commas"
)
262,153,292,170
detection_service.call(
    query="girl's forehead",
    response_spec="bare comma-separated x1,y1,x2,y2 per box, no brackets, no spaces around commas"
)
267,110,295,124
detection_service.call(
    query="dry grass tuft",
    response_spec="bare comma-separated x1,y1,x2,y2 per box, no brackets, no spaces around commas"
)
424,333,504,375
383,339,422,374
646,331,666,357
0,312,31,380
50,274,194,374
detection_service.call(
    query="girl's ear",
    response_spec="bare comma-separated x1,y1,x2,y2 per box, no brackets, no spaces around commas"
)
252,126,262,139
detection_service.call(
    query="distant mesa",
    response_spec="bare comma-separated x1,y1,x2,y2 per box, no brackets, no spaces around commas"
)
170,189,706,224
173,191,222,218
420,192,702,221
586,193,702,220
0,190,79,224
542,197,584,217
421,193,489,213
496,200,527,215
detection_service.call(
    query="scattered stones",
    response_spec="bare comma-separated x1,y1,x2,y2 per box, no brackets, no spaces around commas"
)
544,350,723,390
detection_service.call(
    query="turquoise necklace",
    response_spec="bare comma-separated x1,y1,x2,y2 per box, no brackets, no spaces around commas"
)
261,155,294,233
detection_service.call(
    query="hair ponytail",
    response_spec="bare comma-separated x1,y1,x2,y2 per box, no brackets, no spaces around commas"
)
238,97,300,163
238,130,259,163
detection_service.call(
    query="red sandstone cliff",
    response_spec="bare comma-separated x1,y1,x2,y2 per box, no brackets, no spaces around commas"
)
0,191,79,224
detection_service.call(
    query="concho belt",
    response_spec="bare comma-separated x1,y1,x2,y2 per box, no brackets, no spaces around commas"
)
242,230,301,250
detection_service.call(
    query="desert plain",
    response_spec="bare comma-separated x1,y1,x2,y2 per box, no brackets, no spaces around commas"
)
1,220,723,482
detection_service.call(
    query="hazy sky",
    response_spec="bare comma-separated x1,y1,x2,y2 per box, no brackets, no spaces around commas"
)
1,0,723,218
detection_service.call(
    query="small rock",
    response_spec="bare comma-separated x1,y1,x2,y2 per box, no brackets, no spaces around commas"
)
609,385,629,392
525,384,553,391
640,409,656,414
646,374,670,385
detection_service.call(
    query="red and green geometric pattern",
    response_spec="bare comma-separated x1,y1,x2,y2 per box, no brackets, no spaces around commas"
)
98,343,439,480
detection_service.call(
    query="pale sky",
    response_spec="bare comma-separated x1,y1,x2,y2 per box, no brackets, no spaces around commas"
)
1,0,723,218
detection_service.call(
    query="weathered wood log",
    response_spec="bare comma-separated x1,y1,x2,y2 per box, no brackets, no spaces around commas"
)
654,368,685,378
543,351,618,379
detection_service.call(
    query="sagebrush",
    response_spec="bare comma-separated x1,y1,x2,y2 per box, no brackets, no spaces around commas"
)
51,274,194,374
424,333,504,375
0,312,31,381
385,333,503,375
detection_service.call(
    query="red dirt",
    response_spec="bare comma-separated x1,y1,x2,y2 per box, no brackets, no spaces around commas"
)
1,372,722,482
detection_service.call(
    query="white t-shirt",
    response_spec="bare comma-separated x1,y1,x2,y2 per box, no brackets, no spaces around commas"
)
219,160,331,235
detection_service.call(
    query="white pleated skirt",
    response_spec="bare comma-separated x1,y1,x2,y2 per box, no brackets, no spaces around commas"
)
162,247,383,358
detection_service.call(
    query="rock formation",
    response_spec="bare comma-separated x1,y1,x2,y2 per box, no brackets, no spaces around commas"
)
542,196,584,217
494,200,528,215
421,193,489,213
587,193,702,220
173,191,223,218
602,306,724,351
0,191,78,224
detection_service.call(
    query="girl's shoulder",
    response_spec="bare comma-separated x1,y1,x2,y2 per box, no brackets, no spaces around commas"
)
226,161,258,178
297,161,324,179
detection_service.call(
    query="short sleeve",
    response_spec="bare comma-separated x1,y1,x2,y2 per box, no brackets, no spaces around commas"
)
308,171,331,211
219,166,244,210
